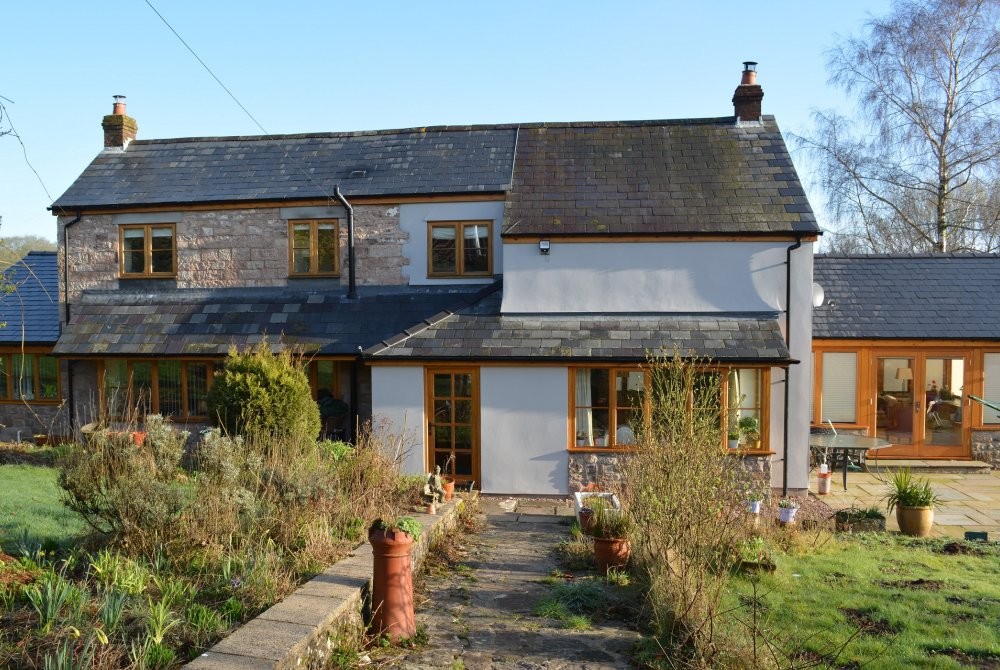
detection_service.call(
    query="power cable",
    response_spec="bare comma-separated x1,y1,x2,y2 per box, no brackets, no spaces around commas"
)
0,100,55,203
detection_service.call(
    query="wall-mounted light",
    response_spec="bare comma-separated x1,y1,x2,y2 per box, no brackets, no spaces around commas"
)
539,239,551,255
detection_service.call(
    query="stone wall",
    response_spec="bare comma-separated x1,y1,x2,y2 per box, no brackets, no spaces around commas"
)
59,204,408,308
972,430,1000,469
0,402,69,443
567,451,772,493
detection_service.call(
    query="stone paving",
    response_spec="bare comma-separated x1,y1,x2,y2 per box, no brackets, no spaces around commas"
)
818,467,1000,538
396,498,643,670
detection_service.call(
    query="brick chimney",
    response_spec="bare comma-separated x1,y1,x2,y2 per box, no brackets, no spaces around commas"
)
732,62,764,122
102,95,138,149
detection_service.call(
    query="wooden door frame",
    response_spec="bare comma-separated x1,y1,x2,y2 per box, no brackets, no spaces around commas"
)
424,366,481,485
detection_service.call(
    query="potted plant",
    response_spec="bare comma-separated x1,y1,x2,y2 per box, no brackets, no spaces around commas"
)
33,433,48,447
738,416,760,450
591,504,632,573
737,536,776,572
883,469,940,537
777,498,799,524
834,506,886,533
577,496,612,535
368,516,422,641
727,428,740,450
744,487,765,514
576,431,588,447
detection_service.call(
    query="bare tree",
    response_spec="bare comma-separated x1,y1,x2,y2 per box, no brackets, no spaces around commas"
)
798,0,1000,253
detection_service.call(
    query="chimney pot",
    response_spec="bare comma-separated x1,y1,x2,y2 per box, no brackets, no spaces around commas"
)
102,95,138,149
112,95,127,116
732,61,764,122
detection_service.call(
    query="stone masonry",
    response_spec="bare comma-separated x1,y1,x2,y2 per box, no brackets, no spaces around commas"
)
972,430,1000,469
567,450,772,493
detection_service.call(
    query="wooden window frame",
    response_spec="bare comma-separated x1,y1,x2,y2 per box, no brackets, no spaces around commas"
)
568,364,771,454
427,221,493,278
0,350,61,403
425,367,480,484
119,224,177,278
100,359,215,421
308,359,343,399
288,219,340,277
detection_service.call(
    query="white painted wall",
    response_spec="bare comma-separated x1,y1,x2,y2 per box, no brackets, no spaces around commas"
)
480,367,569,495
501,241,789,313
400,202,504,285
782,244,814,492
370,366,426,475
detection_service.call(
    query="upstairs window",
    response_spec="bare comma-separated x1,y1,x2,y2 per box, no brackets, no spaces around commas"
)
289,219,339,276
428,221,492,277
120,224,176,277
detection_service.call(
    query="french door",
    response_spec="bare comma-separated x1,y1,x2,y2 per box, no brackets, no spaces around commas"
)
426,368,480,485
872,352,970,458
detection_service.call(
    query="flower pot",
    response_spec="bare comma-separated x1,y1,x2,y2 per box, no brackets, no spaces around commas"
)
442,477,455,502
746,500,763,515
817,471,832,495
33,434,48,447
368,526,417,641
896,505,934,537
778,507,798,524
593,536,631,573
728,438,740,450
131,431,146,447
578,508,595,535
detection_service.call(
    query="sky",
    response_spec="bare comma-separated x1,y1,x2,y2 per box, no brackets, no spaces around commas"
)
0,0,893,243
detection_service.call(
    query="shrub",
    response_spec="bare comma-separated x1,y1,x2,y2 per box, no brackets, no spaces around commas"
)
206,340,320,444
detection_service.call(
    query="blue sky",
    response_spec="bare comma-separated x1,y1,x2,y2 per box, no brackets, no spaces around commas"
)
0,0,891,242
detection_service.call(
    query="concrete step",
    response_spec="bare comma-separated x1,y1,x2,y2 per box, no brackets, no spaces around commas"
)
864,459,992,474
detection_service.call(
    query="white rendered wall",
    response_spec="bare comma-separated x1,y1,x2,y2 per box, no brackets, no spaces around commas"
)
781,244,814,492
399,202,504,285
501,241,789,313
480,366,568,495
370,367,426,476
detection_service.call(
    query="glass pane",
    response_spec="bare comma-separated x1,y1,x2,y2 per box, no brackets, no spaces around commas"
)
293,249,310,274
151,227,173,246
158,361,182,417
187,363,209,417
12,354,35,400
455,451,473,475
614,409,637,444
131,362,153,415
431,227,457,274
124,251,145,274
591,409,610,446
434,426,451,450
123,229,145,245
876,357,914,445
433,374,451,397
455,425,472,450
0,357,7,399
821,353,856,423
105,360,128,417
434,451,453,474
454,399,472,424
454,374,473,398
984,353,1000,423
462,224,489,274
925,357,964,447
616,370,644,409
317,223,337,273
292,224,311,249
315,361,336,396
38,357,58,399
433,399,451,422
150,250,173,274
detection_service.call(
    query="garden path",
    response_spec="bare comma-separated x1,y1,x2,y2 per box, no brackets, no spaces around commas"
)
395,497,643,670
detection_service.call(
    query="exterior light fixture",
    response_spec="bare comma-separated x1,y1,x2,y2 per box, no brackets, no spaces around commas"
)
539,239,551,255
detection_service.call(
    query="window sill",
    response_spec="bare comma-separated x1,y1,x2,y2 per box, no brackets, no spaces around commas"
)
725,449,775,457
568,445,636,453
288,273,341,279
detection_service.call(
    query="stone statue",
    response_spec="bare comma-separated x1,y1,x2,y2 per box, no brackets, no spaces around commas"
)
425,466,446,505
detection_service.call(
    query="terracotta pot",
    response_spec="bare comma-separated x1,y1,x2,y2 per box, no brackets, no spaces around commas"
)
368,526,416,641
593,536,630,573
578,508,596,535
896,506,934,537
131,431,146,447
33,435,48,446
442,477,455,502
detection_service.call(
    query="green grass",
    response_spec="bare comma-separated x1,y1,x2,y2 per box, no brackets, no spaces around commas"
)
0,464,88,552
725,534,1000,669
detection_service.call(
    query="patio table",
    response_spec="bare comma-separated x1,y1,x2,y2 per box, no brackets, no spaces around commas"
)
808,434,891,491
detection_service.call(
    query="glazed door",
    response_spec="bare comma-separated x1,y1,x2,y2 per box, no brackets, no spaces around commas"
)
426,369,479,485
873,353,969,458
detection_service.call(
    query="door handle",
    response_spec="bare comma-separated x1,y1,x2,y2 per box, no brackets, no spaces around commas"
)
914,403,921,412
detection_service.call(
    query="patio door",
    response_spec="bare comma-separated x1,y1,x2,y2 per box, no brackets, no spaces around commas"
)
426,368,480,485
872,352,969,458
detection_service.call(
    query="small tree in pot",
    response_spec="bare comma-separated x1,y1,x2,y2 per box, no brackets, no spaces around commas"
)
883,469,940,537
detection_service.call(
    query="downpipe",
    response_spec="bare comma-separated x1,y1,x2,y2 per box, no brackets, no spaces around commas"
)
783,236,803,497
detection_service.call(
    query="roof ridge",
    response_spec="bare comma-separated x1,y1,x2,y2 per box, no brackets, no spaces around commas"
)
816,252,1000,259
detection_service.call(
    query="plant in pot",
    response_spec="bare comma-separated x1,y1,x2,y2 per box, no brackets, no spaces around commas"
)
577,496,612,535
591,504,632,573
727,428,740,450
744,486,765,514
776,498,799,524
883,469,940,537
368,516,423,641
738,416,760,450
834,506,886,533
737,535,776,572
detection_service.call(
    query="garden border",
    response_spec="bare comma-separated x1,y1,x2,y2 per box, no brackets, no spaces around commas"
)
185,499,464,669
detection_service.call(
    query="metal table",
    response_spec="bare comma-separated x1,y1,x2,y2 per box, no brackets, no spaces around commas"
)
808,434,891,491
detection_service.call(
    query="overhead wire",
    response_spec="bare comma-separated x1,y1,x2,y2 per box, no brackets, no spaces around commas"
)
0,99,55,208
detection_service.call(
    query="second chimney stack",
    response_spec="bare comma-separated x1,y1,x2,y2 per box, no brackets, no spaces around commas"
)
732,62,764,122
103,95,138,149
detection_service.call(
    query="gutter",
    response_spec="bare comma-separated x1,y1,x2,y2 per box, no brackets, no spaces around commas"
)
334,186,357,300
783,235,803,497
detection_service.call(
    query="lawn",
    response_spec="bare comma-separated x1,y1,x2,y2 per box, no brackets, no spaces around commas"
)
0,463,88,552
726,533,1000,669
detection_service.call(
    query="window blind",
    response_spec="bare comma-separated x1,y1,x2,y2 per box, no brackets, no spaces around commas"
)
822,352,857,423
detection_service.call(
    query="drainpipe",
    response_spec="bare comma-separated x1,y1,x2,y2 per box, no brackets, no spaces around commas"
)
783,235,803,497
334,186,357,300
351,346,363,442
58,209,83,430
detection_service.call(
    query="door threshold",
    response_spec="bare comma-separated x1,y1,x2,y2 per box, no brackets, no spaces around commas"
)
864,459,991,474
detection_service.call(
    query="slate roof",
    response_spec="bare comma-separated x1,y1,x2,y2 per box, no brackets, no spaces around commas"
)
53,284,495,357
503,117,818,236
52,127,518,209
366,290,790,363
0,251,60,345
813,254,1000,340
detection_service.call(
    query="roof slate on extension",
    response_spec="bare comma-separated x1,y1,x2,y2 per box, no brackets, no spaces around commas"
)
0,251,59,345
503,116,819,236
366,290,790,363
813,254,1000,340
53,284,496,357
52,126,517,209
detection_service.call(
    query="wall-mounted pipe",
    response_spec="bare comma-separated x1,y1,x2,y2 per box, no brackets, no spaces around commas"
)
334,186,357,300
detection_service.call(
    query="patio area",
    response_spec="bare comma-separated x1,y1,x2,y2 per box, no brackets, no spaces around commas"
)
818,468,1000,538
